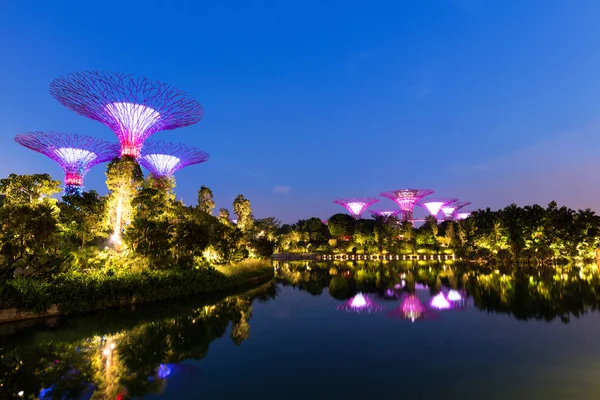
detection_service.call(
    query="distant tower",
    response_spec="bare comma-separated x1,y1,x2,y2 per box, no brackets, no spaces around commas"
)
139,140,209,178
333,197,379,218
15,131,119,195
49,71,204,158
441,201,471,220
369,210,401,218
379,189,434,221
420,198,458,219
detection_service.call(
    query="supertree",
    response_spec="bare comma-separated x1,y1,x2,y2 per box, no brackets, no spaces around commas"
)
419,198,458,219
379,189,434,221
139,140,209,178
333,197,379,218
336,292,382,313
455,211,472,220
441,201,472,220
14,131,119,196
49,71,204,158
369,209,401,218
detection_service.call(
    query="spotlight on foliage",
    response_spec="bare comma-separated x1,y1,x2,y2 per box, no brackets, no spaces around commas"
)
333,197,379,219
49,71,204,157
419,198,458,219
380,189,434,221
441,201,472,220
14,131,119,195
139,140,209,178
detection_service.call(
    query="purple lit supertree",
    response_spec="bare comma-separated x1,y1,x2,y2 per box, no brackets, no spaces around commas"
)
369,209,401,218
379,189,434,221
139,140,209,178
441,201,472,220
419,198,458,219
336,292,382,313
49,71,204,158
14,131,119,195
333,197,379,218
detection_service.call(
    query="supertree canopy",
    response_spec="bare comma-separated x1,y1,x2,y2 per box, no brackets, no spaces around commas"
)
139,140,209,178
333,197,379,218
14,131,119,195
379,189,434,221
369,209,401,218
441,201,472,220
49,71,204,158
420,198,458,219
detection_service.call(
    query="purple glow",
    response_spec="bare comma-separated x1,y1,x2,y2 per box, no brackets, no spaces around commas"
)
336,292,382,313
379,189,434,220
420,198,458,218
415,283,429,290
49,71,204,157
447,289,462,302
333,197,380,218
157,364,172,379
430,292,451,310
400,294,425,322
442,201,472,220
369,209,401,218
14,131,119,192
139,140,209,177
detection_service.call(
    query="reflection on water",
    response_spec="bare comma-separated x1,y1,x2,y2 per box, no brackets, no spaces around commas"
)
2,261,600,399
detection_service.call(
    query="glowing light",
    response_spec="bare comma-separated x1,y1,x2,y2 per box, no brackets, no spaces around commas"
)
401,294,425,322
102,348,111,356
447,290,462,302
18,391,24,397
142,154,181,176
430,292,451,310
456,212,471,220
441,206,456,218
379,189,434,220
421,198,458,218
333,197,379,218
336,292,382,313
104,102,160,157
157,364,172,379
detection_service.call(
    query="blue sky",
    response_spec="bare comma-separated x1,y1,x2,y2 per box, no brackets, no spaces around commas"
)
2,0,600,222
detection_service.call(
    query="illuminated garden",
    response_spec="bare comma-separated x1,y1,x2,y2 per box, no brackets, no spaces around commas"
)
3,72,600,399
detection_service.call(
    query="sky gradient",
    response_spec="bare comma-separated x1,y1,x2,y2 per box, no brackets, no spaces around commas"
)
2,0,600,222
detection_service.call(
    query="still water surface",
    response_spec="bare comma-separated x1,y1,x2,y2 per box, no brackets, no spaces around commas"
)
3,261,600,399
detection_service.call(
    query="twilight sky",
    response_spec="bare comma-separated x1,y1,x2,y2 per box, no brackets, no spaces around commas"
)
2,0,600,222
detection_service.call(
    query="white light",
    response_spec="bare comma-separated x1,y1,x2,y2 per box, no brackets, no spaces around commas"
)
18,391,24,397
441,206,456,218
347,202,366,216
423,202,445,217
54,147,96,165
447,290,462,301
105,102,161,134
456,212,471,220
431,293,451,309
350,293,367,308
103,349,111,356
142,154,181,176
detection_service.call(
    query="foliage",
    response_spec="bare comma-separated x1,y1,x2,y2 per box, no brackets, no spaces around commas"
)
197,185,215,214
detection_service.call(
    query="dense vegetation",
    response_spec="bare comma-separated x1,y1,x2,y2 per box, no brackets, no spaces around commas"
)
278,202,600,265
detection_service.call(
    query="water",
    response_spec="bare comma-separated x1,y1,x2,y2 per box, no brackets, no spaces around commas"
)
2,261,600,399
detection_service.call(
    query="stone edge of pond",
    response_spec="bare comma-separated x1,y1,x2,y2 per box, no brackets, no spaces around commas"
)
0,268,275,324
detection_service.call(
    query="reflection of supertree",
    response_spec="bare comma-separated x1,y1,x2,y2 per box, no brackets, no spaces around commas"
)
441,201,471,220
369,209,401,218
380,189,434,221
336,292,382,313
139,141,209,178
430,292,451,310
14,131,119,195
455,211,472,220
419,198,458,219
49,71,204,158
400,294,425,322
334,197,380,218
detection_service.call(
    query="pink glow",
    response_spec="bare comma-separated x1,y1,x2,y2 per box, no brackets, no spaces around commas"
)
400,294,425,322
333,198,379,218
64,172,83,186
336,292,382,313
430,292,451,310
104,102,161,157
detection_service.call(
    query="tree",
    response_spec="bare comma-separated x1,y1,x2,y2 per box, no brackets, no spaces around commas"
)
60,190,108,248
327,213,355,240
233,195,253,232
197,186,215,214
0,173,61,205
105,156,143,242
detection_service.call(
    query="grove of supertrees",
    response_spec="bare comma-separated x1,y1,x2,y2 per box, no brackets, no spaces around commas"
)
14,131,119,196
333,197,380,219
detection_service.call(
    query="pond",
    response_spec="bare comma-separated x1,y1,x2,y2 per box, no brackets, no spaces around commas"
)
2,261,600,399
